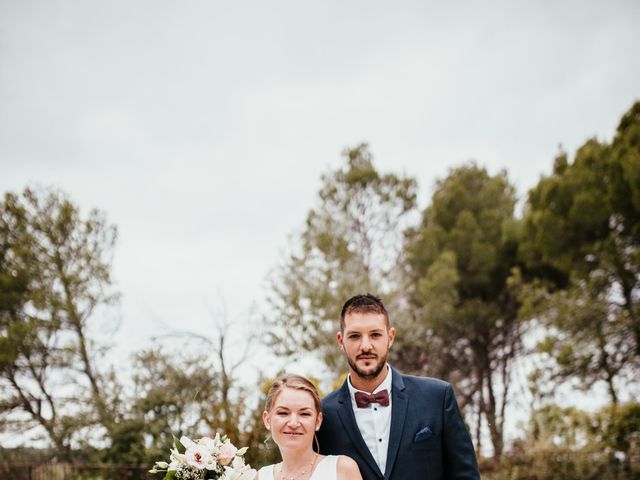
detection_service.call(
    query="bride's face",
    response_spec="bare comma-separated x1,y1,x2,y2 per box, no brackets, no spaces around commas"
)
263,387,322,450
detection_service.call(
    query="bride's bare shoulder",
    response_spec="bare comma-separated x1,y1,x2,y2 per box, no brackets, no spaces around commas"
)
336,455,362,480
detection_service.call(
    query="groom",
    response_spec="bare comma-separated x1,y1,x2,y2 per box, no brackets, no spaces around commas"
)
317,294,480,479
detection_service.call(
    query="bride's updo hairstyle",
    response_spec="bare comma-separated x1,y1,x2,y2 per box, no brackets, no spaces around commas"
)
265,374,321,413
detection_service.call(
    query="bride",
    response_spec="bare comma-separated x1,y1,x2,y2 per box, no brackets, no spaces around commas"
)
256,374,362,480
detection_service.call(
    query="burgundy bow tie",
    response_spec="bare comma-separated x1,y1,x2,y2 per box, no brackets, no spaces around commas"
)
354,389,390,408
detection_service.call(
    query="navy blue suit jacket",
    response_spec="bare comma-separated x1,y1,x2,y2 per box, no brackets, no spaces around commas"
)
317,367,480,479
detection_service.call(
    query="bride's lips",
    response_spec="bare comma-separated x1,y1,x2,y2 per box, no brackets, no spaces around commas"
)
283,431,304,436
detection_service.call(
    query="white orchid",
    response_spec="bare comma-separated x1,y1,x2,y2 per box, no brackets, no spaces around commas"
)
185,443,217,470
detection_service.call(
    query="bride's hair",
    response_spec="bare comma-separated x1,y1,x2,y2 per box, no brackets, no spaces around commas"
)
264,374,321,413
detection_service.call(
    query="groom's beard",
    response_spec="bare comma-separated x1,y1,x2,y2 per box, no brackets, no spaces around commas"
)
348,351,388,380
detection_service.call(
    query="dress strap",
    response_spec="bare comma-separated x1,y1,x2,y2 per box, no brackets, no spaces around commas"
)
310,455,339,479
257,464,275,480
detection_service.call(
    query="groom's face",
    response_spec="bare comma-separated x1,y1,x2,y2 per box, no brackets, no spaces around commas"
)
338,311,395,382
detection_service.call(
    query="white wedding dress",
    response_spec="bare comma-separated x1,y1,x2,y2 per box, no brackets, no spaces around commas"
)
257,455,338,480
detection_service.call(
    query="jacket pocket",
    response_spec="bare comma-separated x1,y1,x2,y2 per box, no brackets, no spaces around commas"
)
411,426,440,451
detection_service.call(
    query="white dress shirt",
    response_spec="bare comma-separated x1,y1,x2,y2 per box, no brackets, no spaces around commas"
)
347,365,393,475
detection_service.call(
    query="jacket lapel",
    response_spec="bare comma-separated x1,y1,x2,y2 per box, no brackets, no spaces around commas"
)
384,368,408,479
336,380,384,478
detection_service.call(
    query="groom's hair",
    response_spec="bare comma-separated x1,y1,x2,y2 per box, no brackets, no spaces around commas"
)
340,293,390,332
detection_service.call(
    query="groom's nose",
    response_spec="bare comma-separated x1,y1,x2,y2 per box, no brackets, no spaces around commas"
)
361,335,373,351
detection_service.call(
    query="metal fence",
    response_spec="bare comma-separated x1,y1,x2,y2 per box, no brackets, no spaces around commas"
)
0,463,155,480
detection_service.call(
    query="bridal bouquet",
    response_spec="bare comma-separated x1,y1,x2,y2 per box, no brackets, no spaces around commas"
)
149,433,256,480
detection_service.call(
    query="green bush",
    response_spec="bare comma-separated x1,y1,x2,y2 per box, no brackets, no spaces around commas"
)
481,402,640,480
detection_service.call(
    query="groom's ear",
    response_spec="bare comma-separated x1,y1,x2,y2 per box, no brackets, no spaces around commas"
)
337,331,344,349
388,327,396,348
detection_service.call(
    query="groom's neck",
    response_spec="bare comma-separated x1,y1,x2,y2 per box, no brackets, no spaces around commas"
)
349,365,389,393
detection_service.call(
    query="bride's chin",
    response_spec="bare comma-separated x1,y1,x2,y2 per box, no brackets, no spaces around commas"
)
279,439,312,449
276,433,310,443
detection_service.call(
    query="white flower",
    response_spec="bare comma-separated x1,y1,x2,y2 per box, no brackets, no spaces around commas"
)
231,455,245,470
185,443,217,470
223,465,257,480
149,461,171,474
170,449,187,466
180,435,196,449
236,447,249,456
199,436,219,452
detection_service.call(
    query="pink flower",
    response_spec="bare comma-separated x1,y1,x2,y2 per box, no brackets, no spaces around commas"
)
216,443,238,466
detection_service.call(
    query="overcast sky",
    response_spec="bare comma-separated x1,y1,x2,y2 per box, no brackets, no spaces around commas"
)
1,1,639,374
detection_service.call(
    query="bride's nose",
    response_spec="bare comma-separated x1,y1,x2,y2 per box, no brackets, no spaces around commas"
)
287,414,301,427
